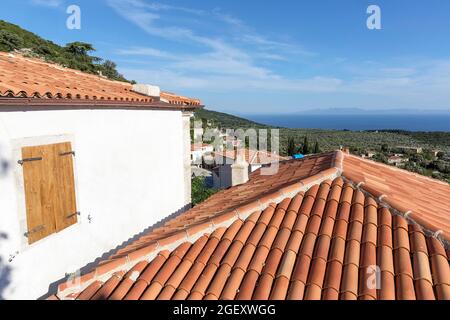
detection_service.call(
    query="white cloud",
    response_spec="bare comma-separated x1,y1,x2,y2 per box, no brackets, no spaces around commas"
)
30,0,62,7
116,47,179,60
107,0,307,60
109,0,322,92
109,0,450,109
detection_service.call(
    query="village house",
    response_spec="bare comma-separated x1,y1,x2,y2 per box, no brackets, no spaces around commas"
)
397,146,423,154
366,150,376,158
208,149,289,189
431,149,441,157
191,143,214,166
360,150,376,159
388,155,409,167
0,52,202,299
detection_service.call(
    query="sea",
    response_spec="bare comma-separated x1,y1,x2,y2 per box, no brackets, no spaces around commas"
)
244,114,450,132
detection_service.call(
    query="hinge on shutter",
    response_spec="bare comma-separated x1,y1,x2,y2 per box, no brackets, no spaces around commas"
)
24,224,45,238
59,151,75,157
66,212,80,219
18,157,43,165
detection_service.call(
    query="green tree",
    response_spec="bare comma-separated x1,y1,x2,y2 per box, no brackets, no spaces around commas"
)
302,136,310,154
191,177,218,206
98,60,127,81
0,30,23,51
313,141,320,154
0,20,134,83
34,43,53,56
287,137,297,156
64,41,95,56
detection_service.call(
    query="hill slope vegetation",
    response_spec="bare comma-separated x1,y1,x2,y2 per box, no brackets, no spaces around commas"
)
0,20,130,82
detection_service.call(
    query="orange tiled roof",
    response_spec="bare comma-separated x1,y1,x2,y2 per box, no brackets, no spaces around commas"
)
0,52,201,108
214,149,290,166
161,91,201,106
191,143,213,151
53,151,450,300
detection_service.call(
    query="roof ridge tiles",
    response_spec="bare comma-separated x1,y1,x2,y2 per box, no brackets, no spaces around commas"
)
340,175,450,249
346,152,450,186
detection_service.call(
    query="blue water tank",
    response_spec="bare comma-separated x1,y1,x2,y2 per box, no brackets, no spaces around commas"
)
293,154,305,159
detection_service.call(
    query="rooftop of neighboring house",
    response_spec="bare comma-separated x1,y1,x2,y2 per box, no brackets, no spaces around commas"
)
388,156,401,159
214,149,290,166
51,150,450,300
388,156,407,162
161,92,201,106
191,143,213,152
0,51,201,109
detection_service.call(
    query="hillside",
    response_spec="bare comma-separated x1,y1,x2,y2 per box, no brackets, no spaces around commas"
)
194,109,450,182
194,109,450,153
0,20,130,82
194,108,267,129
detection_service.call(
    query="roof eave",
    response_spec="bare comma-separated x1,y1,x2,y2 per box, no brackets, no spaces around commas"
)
0,98,203,111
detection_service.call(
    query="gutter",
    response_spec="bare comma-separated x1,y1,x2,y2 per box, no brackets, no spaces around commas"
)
0,98,204,112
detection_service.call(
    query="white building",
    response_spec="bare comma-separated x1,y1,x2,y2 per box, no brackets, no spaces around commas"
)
0,52,202,299
210,149,289,189
388,155,409,167
191,143,214,166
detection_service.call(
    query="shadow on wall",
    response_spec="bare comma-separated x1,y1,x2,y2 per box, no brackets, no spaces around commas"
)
0,146,11,178
0,232,12,300
41,204,192,299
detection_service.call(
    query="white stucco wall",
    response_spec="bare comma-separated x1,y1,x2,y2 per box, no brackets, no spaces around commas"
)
0,108,189,300
191,150,203,164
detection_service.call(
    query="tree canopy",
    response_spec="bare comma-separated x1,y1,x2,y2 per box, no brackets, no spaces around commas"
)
0,20,131,83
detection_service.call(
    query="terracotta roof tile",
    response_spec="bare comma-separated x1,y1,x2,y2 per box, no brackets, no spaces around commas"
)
221,268,246,300
270,275,290,300
378,271,396,300
236,269,259,300
378,245,395,275
160,91,201,106
55,152,449,300
0,52,201,108
91,273,124,300
214,149,289,166
343,153,450,242
108,261,148,300
248,245,270,275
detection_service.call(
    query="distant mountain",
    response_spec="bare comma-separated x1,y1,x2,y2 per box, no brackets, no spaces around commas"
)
0,20,131,82
194,108,270,129
296,107,450,115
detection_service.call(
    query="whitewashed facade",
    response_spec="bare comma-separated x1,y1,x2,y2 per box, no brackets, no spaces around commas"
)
0,106,193,299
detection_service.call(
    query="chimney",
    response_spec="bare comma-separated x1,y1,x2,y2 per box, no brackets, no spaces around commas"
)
231,148,249,186
340,146,350,154
132,84,161,98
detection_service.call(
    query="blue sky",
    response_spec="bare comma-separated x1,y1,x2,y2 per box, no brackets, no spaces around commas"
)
2,0,450,114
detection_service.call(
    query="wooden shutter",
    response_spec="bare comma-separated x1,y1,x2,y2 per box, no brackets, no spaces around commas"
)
22,144,57,244
53,142,78,232
22,142,77,244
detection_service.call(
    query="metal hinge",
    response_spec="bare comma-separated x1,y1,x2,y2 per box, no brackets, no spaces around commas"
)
18,157,43,165
8,251,19,263
66,212,81,219
59,151,75,157
24,224,45,238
